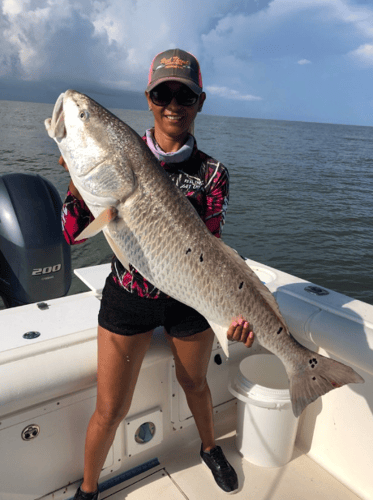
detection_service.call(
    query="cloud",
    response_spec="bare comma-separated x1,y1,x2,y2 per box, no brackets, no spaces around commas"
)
206,85,262,101
0,0,117,81
1,0,373,86
348,44,373,67
0,0,243,87
200,0,373,64
0,0,372,125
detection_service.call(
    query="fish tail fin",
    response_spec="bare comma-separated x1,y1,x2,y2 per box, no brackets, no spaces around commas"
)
289,352,364,418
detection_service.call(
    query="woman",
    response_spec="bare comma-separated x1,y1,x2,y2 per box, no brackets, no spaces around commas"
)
62,49,254,499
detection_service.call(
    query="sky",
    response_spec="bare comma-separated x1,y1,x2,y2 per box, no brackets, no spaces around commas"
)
0,0,372,126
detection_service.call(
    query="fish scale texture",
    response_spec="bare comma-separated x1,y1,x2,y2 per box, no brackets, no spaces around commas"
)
67,92,291,351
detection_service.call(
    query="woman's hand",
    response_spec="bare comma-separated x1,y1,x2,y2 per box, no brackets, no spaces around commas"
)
59,155,68,171
59,155,83,200
227,318,254,348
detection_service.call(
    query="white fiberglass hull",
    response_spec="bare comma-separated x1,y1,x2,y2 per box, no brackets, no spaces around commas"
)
0,259,372,500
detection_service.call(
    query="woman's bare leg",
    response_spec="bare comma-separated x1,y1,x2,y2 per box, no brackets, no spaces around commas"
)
81,326,153,493
166,328,215,451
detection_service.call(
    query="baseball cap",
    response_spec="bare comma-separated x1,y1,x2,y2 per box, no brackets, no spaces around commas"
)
146,48,203,95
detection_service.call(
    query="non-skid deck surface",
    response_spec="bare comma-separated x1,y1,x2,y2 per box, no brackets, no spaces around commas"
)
100,431,360,500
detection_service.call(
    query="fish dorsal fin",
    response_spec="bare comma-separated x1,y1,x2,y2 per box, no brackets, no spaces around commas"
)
103,230,131,271
76,207,118,241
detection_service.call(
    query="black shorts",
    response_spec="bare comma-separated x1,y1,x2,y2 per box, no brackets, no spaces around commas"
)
98,273,210,337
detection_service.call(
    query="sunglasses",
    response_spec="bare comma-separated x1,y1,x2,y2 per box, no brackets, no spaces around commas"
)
149,84,199,107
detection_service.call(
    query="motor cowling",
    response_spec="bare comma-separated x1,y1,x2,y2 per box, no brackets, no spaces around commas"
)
0,173,71,308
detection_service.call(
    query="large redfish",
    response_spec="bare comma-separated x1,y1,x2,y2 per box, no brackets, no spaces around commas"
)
45,90,364,416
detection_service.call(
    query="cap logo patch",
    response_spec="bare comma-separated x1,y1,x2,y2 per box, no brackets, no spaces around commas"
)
156,56,192,71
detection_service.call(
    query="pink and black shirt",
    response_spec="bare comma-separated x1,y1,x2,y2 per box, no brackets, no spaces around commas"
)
62,134,229,299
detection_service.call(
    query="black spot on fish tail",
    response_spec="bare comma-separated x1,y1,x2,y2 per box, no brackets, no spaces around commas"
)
289,351,364,417
239,281,244,289
309,358,318,369
186,248,191,254
200,254,203,262
277,327,283,334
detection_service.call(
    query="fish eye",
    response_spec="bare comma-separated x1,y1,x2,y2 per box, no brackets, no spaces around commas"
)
79,110,90,121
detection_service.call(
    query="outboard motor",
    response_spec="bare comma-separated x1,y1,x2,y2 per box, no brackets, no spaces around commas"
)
0,173,71,308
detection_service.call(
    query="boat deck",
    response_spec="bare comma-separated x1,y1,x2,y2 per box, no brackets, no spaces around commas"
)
97,432,359,500
61,407,360,500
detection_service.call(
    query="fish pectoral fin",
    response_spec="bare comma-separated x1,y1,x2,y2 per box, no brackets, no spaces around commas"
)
76,207,118,241
103,231,131,271
207,320,230,358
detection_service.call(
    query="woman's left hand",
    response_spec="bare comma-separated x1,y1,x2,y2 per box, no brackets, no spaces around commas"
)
227,318,254,348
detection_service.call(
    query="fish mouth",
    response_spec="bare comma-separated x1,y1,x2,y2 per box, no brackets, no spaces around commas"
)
45,92,66,140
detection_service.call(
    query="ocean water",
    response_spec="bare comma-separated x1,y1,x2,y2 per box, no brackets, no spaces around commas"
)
1,100,372,307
